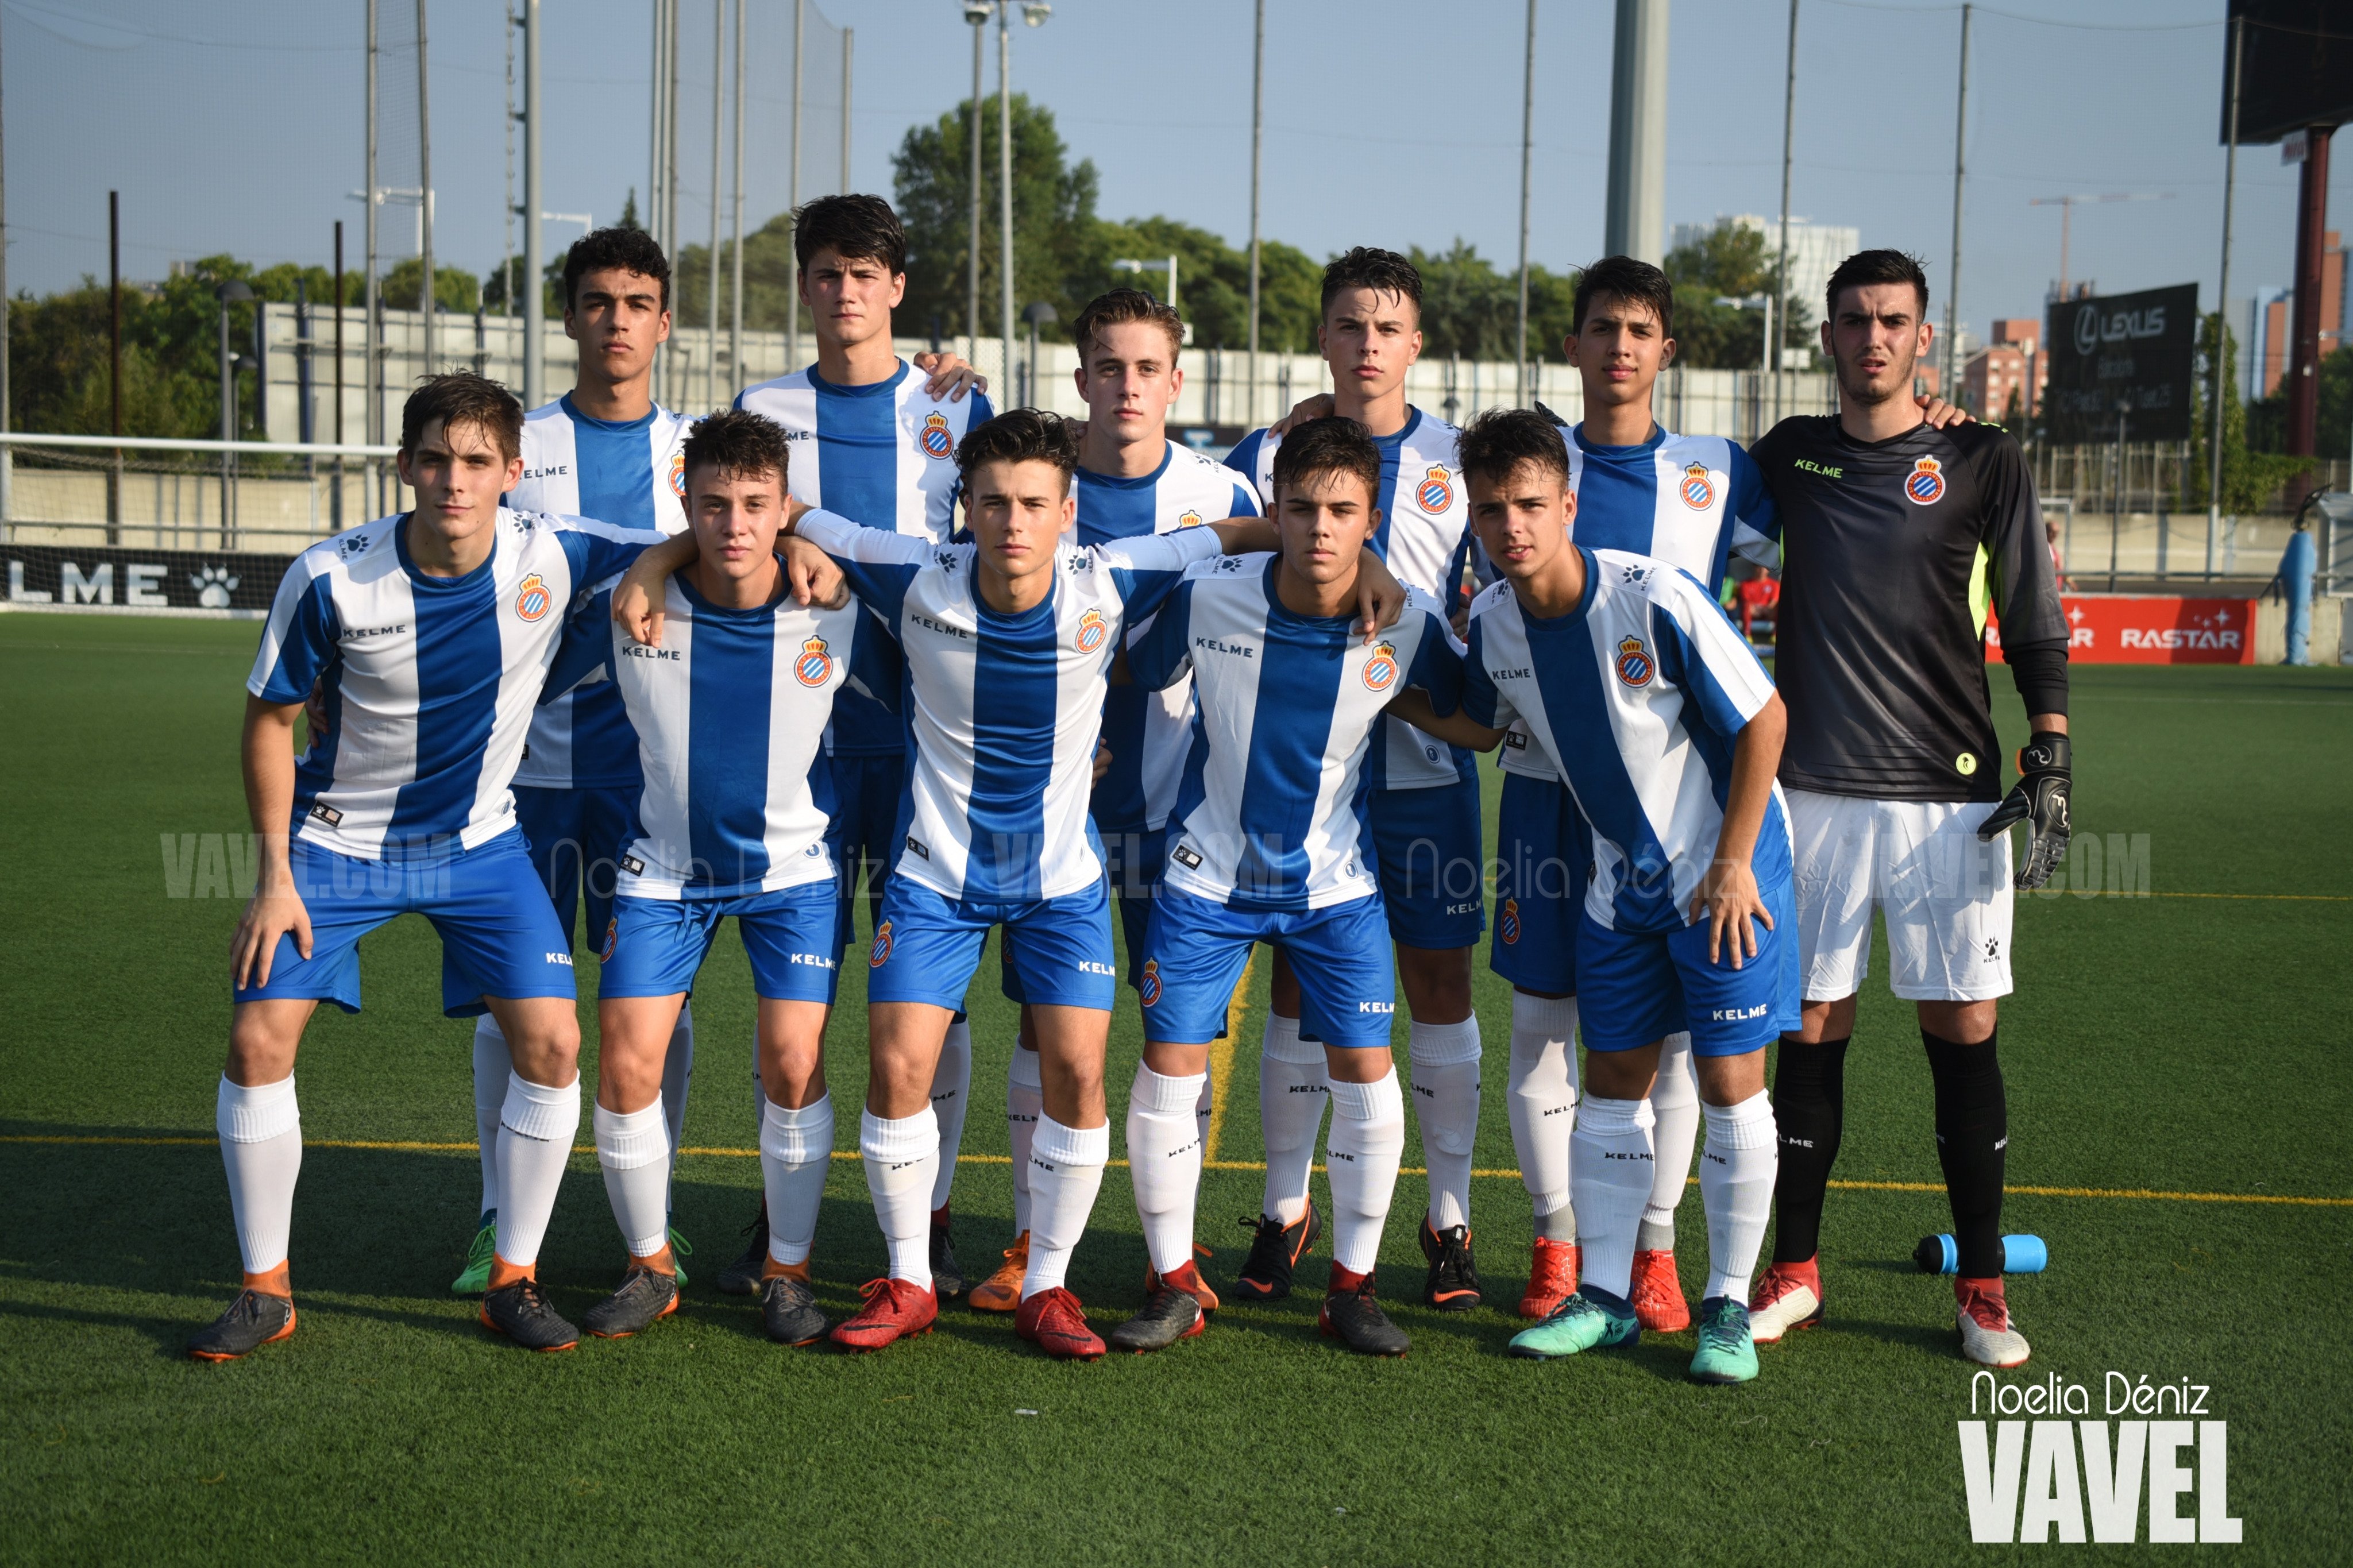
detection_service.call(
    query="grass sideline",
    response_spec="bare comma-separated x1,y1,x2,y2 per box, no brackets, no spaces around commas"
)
1,611,2348,1565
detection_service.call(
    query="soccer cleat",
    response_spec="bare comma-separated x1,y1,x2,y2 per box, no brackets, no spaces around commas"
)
759,1268,830,1346
1419,1219,1484,1312
1519,1238,1580,1320
450,1214,497,1295
187,1289,296,1362
1955,1279,2031,1368
1319,1269,1410,1357
1016,1286,1107,1361
1152,1257,1219,1314
1507,1291,1640,1360
1688,1296,1760,1385
830,1277,939,1352
967,1233,1030,1313
1108,1264,1209,1354
1747,1258,1826,1345
666,1227,691,1288
931,1206,967,1298
1630,1248,1692,1333
715,1202,769,1296
1233,1200,1320,1301
480,1276,580,1352
581,1264,680,1339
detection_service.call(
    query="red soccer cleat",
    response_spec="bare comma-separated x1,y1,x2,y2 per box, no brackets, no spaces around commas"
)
1630,1248,1691,1333
1748,1256,1826,1345
1518,1237,1580,1319
828,1276,938,1353
1015,1285,1105,1361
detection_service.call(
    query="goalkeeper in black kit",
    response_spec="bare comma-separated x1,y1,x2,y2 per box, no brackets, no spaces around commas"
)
1743,250,2070,1369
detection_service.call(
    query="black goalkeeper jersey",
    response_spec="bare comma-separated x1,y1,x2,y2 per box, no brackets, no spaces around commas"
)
1750,416,2067,804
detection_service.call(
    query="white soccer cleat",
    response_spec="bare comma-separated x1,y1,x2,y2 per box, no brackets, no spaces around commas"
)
1747,1260,1824,1345
1956,1282,2031,1368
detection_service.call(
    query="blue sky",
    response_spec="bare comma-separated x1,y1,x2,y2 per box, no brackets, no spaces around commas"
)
8,0,2332,345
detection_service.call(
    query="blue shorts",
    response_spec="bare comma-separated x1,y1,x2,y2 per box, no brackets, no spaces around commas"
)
599,883,841,1004
1575,878,1799,1057
866,875,1117,1013
1368,771,1486,951
1140,887,1397,1050
232,827,574,1019
1490,772,1590,996
514,782,637,952
1100,825,1166,992
827,750,904,924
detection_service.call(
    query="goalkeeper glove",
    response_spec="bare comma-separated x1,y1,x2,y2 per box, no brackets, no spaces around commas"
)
1977,731,2071,890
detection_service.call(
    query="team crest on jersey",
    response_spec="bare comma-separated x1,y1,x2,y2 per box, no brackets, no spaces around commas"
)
1679,462,1715,511
1178,508,1203,528
1904,455,1946,506
1499,898,1521,945
794,635,835,687
1417,466,1455,513
869,920,894,968
514,573,552,622
668,449,687,499
1139,959,1163,1007
1615,635,1654,687
600,918,619,963
1074,608,1109,654
1361,640,1399,692
920,411,955,459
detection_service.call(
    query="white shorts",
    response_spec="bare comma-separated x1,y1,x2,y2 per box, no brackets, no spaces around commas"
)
1787,790,2014,1004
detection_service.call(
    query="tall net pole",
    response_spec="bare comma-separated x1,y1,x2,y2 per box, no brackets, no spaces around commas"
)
1247,0,1263,427
2209,13,2243,574
998,6,1013,392
730,0,746,395
786,0,804,369
842,28,853,194
968,15,983,362
1775,0,1797,424
522,0,543,406
416,0,434,374
1515,0,1535,406
365,0,381,492
1943,3,1970,400
705,0,723,412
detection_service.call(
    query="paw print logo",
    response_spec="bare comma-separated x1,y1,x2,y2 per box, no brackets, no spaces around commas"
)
190,566,241,609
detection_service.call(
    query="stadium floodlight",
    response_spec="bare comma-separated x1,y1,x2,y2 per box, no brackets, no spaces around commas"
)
1022,3,1051,25
962,1,991,22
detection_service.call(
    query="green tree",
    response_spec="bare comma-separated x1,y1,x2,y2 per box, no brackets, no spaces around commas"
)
673,209,798,334
1662,220,1808,371
2193,311,2314,511
381,258,481,314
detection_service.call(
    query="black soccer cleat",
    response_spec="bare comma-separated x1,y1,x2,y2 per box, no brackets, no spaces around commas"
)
715,1201,770,1297
480,1276,581,1351
581,1264,680,1339
759,1272,830,1346
188,1288,296,1362
930,1206,967,1298
1107,1266,1208,1354
1419,1219,1485,1312
1320,1270,1410,1358
1233,1199,1321,1302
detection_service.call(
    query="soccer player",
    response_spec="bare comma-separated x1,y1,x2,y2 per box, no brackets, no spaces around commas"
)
538,410,877,1345
1117,417,1459,1357
1745,250,2069,1369
966,286,1262,1315
194,373,660,1361
1222,249,1490,1315
1395,407,1791,1385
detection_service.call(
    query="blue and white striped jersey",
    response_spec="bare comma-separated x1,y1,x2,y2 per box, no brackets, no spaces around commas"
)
505,394,694,790
1460,547,1789,934
247,509,658,861
1226,408,1473,791
736,362,996,757
1128,557,1464,911
798,508,1221,902
541,571,896,899
1078,441,1262,834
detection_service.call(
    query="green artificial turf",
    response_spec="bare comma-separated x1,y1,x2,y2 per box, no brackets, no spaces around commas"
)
1,612,2347,1565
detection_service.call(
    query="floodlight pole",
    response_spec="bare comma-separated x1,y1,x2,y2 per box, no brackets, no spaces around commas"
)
787,0,804,370
110,191,122,538
705,0,723,412
417,0,435,374
0,5,9,534
334,219,346,530
1248,0,1264,426
365,0,380,481
2209,13,2241,578
1943,2,1970,401
969,11,984,363
1775,0,1798,423
522,0,543,407
842,28,853,193
998,3,1015,397
730,0,746,392
1515,0,1536,407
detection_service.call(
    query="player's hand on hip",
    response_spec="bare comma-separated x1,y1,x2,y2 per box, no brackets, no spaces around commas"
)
1093,738,1113,786
1354,548,1406,642
302,679,331,746
233,878,311,991
1692,856,1771,970
782,535,848,608
1270,392,1336,436
1979,731,2072,890
912,351,988,402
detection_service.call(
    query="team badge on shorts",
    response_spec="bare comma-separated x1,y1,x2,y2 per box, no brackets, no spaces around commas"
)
1361,640,1399,692
600,917,619,963
514,573,551,622
794,635,835,687
668,449,687,499
1418,466,1455,513
869,920,894,968
1074,608,1109,654
1904,455,1946,505
1138,958,1163,1007
920,412,955,459
1499,897,1521,944
1679,462,1715,510
1615,635,1654,687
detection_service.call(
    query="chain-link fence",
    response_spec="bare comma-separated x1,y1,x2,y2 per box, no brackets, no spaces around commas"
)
0,435,399,555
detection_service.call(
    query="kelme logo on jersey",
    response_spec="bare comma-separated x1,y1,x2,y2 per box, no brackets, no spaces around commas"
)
600,918,619,963
514,573,551,622
1905,455,1947,505
1679,462,1716,510
920,411,955,459
668,449,687,499
1615,635,1654,687
794,635,835,687
1138,959,1162,1007
1499,897,1521,945
1074,608,1109,654
869,920,894,968
1361,640,1399,692
1417,465,1455,513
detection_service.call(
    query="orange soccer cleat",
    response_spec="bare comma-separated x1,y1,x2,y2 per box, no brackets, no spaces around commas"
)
1518,1237,1580,1320
1629,1248,1691,1333
967,1233,1030,1314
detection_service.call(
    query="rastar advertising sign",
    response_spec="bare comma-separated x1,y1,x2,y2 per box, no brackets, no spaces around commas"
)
1987,596,2255,665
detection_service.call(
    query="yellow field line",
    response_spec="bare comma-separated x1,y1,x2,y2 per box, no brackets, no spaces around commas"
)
1201,948,1255,1164
2144,892,2351,902
8,1133,2346,1206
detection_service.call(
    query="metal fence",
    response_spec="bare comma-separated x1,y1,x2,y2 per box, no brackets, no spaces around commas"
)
0,435,400,553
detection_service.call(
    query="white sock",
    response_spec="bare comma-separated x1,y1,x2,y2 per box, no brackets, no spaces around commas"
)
1022,1114,1109,1298
1408,1017,1482,1233
1194,1069,1214,1202
760,1094,834,1267
495,1072,582,1268
1571,1094,1656,1301
927,1018,973,1212
1127,1063,1208,1275
217,1075,302,1275
659,1001,695,1186
1325,1069,1406,1276
471,1016,511,1217
1700,1090,1779,1304
861,1107,939,1288
1641,1032,1700,1252
1506,992,1579,1243
1007,1046,1043,1237
1257,1013,1328,1225
593,1100,672,1258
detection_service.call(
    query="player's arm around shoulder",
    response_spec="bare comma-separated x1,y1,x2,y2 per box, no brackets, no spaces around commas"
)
1386,600,1500,751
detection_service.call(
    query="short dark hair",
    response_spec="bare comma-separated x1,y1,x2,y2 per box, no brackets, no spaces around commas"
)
1320,246,1422,320
793,193,908,276
401,372,523,462
1456,408,1571,492
1572,254,1675,339
955,408,1081,496
681,408,792,495
1825,248,1930,323
1271,416,1382,503
563,226,672,312
1073,287,1185,362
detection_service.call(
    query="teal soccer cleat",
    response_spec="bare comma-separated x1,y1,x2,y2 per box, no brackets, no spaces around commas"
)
1689,1296,1761,1385
450,1213,497,1295
1508,1289,1640,1360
